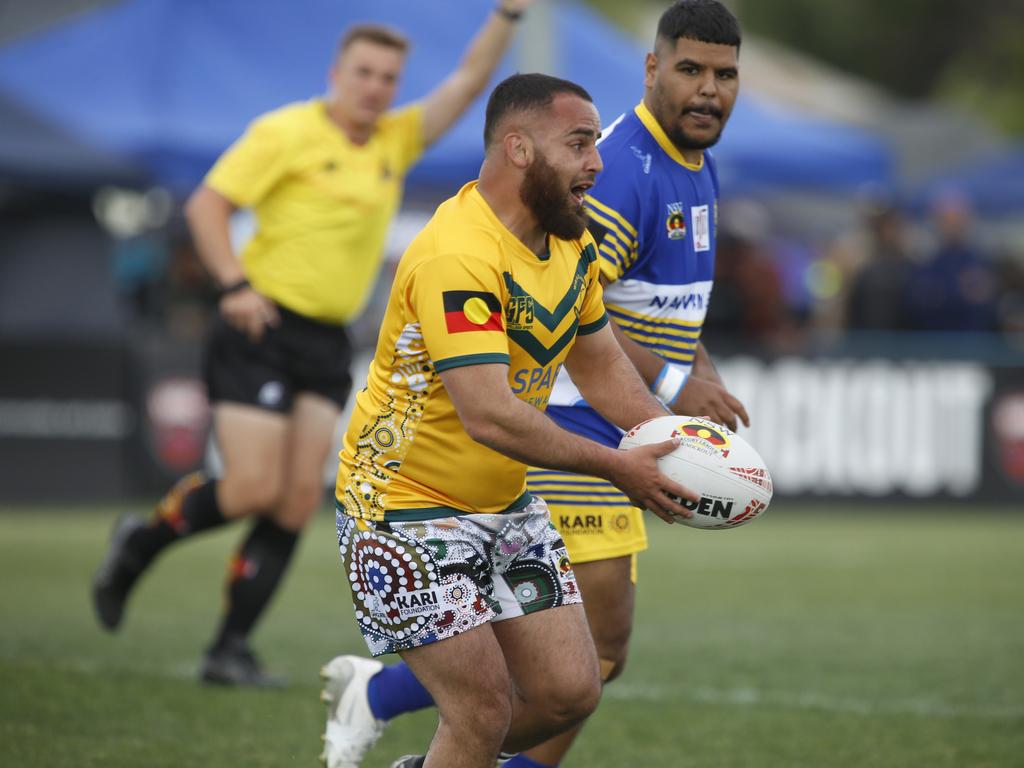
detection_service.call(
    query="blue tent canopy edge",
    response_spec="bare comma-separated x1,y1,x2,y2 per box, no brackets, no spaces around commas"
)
0,0,892,196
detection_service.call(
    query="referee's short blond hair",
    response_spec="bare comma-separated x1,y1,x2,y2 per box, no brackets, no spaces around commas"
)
337,24,410,57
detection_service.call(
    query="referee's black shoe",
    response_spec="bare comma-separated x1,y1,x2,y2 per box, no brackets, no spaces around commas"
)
91,514,147,631
200,635,287,688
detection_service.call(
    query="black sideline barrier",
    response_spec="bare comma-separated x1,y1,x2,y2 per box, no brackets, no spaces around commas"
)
0,335,1021,504
0,336,145,501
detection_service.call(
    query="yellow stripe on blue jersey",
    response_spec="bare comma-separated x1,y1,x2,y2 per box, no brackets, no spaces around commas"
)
205,99,423,324
603,300,704,332
605,301,703,364
336,182,608,521
527,468,648,564
527,469,635,507
586,193,638,239
585,196,639,282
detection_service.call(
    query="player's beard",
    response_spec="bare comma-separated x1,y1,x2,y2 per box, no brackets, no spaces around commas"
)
667,107,724,150
520,150,588,241
652,92,726,150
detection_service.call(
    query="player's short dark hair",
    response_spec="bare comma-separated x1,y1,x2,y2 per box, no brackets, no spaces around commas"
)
656,0,741,51
338,24,410,57
483,73,593,147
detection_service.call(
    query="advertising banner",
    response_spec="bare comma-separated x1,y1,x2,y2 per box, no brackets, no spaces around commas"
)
716,352,1023,503
0,337,144,501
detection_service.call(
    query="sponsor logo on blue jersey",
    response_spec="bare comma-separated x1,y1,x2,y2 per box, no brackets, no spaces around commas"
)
666,202,686,240
629,145,652,174
649,292,706,310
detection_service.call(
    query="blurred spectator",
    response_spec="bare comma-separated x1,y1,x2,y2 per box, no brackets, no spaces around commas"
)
705,199,798,349
845,203,915,330
111,233,169,318
995,251,1024,338
905,190,999,331
95,186,177,325
162,230,219,341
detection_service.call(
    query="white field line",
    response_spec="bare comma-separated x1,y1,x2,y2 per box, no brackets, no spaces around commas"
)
22,657,1024,721
604,682,1024,720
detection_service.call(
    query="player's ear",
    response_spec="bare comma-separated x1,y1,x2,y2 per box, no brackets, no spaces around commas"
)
504,132,533,169
644,51,658,89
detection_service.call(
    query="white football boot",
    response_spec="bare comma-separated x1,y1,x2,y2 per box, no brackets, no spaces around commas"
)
319,655,388,768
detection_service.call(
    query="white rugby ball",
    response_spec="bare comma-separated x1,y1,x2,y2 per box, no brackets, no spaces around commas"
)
618,415,772,530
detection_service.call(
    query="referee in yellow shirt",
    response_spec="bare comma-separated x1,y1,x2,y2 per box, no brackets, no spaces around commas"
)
92,1,537,687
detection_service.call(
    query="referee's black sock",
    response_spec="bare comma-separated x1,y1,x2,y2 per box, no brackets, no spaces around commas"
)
126,474,229,569
211,516,299,651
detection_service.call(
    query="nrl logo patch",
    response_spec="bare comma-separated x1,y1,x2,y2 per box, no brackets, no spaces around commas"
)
666,202,686,240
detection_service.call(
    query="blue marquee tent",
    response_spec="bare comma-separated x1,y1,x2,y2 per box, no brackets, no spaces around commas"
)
915,145,1024,217
0,0,892,195
0,92,146,189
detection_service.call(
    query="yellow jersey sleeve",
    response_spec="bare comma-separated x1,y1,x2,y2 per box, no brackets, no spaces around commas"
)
205,112,295,207
380,104,426,176
407,254,510,373
577,238,610,335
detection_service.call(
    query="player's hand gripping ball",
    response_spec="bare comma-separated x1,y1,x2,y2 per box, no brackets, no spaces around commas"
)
619,416,772,529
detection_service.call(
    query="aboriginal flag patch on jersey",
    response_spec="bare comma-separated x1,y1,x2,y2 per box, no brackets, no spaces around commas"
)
442,290,504,333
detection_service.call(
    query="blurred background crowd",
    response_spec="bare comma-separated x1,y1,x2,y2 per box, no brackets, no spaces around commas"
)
1,0,1022,503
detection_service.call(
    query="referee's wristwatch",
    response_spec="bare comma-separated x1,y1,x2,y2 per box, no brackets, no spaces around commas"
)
219,278,251,297
495,4,523,22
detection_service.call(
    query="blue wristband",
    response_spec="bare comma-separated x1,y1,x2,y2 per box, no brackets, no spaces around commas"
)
653,362,688,405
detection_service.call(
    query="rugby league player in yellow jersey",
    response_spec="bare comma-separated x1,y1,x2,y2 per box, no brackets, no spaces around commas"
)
329,73,698,768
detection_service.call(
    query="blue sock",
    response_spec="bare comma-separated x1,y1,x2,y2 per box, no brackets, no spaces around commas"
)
503,755,557,768
366,661,434,721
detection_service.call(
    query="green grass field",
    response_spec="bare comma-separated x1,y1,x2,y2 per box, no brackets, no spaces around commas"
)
1,504,1022,767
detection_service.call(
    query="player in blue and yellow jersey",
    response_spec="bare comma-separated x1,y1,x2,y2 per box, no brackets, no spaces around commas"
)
91,1,540,688
521,3,750,765
321,4,752,768
328,73,699,768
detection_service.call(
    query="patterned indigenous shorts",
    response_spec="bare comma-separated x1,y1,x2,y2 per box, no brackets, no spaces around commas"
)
336,497,582,657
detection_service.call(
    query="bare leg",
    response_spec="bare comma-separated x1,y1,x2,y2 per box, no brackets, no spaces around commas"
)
213,402,288,517
272,393,341,532
398,602,601,768
520,555,635,765
399,625,513,768
207,394,340,662
492,602,602,754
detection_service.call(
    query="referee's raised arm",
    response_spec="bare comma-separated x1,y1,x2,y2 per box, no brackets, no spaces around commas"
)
419,1,536,147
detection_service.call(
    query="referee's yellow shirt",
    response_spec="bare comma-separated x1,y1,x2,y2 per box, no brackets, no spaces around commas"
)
205,99,424,324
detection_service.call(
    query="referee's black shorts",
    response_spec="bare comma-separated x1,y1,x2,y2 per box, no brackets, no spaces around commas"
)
204,303,354,413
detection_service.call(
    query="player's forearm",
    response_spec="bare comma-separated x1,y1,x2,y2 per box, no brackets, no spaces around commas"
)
184,186,244,289
611,321,703,407
692,342,722,384
609,320,667,386
462,395,622,482
566,345,668,431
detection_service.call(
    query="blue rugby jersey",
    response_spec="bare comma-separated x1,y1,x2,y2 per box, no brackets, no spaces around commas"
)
548,101,720,429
